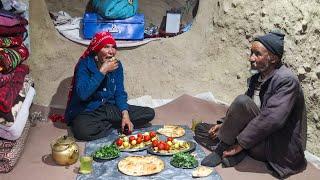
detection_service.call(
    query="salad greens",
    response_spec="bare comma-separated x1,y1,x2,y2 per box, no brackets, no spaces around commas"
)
93,144,120,159
170,152,198,168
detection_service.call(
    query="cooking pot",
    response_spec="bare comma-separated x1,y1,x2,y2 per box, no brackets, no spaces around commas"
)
51,135,79,165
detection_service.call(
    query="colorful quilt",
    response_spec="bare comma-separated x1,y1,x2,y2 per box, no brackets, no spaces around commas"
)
0,74,33,127
0,64,28,113
0,44,29,74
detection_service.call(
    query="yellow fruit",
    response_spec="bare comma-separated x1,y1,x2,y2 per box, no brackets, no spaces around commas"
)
179,141,184,147
131,140,137,145
167,141,173,146
123,137,129,142
174,143,179,149
151,137,157,141
123,141,129,148
144,132,150,136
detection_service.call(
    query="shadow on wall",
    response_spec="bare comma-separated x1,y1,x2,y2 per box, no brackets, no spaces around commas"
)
47,77,73,129
49,77,72,109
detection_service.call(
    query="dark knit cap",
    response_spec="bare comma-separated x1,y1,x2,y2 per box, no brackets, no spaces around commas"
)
254,31,285,59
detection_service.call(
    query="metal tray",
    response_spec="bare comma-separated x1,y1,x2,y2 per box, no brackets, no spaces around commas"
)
93,154,120,162
147,141,196,156
112,139,152,152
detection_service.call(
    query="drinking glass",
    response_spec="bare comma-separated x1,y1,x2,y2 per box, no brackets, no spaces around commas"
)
79,156,93,174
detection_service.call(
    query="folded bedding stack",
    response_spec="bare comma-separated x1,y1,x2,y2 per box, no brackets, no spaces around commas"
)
0,7,35,173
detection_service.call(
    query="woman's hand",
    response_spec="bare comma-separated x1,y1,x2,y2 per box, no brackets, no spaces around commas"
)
208,124,222,140
121,110,133,132
99,60,118,75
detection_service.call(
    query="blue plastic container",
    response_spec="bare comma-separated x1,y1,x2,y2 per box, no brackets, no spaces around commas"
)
82,13,144,40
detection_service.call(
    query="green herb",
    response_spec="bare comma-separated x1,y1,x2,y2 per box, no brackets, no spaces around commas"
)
93,144,120,159
171,152,198,168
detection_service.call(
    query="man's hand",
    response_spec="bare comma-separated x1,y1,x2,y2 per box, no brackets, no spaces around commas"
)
121,110,133,132
223,144,243,157
99,60,118,75
208,124,222,140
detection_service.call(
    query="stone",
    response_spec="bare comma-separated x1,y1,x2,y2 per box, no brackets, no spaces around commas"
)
236,73,241,79
315,66,320,79
299,22,308,34
313,112,319,123
310,72,318,82
302,63,311,72
297,67,306,80
238,29,244,35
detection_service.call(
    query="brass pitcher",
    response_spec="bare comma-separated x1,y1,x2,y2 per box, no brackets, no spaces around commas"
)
51,135,79,166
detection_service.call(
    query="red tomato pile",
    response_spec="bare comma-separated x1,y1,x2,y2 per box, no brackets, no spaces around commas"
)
116,131,158,149
152,137,175,151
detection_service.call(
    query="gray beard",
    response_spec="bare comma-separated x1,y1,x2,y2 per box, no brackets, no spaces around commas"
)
250,69,259,75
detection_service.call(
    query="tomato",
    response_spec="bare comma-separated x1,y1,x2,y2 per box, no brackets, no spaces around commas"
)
152,140,158,147
136,137,143,144
137,133,143,139
164,143,170,151
158,143,165,150
150,131,157,138
129,136,136,142
116,138,123,146
167,137,174,142
144,135,151,142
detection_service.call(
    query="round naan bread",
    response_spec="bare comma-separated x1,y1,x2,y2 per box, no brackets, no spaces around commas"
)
118,156,164,176
157,125,185,137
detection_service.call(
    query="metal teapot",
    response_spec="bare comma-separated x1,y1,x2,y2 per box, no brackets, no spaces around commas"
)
51,135,79,166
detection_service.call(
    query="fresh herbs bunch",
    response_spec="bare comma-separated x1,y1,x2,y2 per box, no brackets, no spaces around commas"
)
93,144,120,159
171,152,198,168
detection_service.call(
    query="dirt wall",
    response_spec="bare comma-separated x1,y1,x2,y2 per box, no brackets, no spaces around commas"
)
30,0,320,155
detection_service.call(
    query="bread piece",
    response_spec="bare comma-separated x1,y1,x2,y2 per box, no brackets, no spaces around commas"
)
192,166,213,177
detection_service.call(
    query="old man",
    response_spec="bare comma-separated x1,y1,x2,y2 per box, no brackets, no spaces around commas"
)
195,31,307,178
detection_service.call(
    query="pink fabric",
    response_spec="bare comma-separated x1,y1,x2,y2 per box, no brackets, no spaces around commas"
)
0,10,28,27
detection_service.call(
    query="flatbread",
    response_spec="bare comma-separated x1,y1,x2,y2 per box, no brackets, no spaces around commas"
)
157,125,185,137
118,156,164,176
192,166,213,177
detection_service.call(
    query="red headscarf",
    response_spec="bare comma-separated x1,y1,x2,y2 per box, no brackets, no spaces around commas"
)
65,32,117,120
81,31,117,58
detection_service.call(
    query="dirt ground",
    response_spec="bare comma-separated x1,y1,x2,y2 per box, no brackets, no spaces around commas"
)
29,0,320,156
